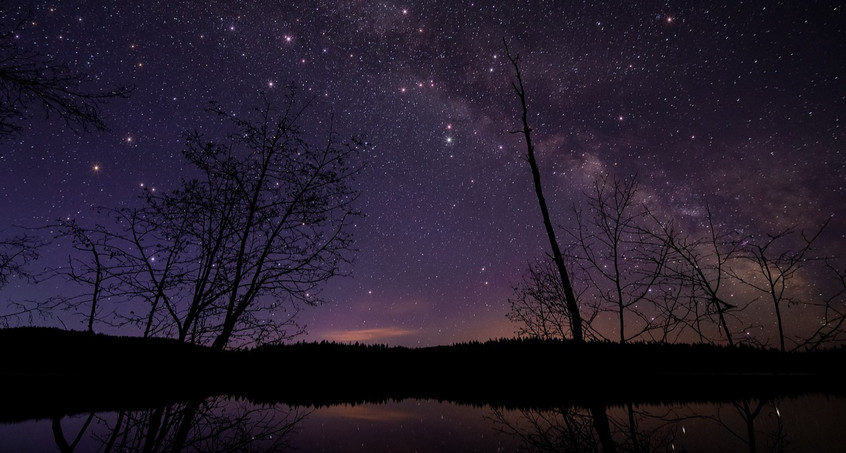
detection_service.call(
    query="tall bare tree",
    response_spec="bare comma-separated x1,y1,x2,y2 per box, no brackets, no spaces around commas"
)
566,175,668,343
43,89,363,348
731,219,830,351
505,43,584,343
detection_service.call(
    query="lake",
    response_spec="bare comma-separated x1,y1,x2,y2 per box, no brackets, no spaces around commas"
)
2,393,844,452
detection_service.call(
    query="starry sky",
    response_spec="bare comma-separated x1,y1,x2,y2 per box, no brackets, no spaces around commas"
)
1,1,844,347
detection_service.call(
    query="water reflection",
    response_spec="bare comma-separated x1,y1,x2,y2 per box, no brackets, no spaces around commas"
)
48,397,308,453
489,396,842,452
6,394,845,452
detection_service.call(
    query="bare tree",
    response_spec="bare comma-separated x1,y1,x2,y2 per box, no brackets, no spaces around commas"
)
793,260,846,351
505,42,584,342
40,89,363,348
28,214,184,335
565,175,669,343
0,3,127,326
648,279,701,344
0,5,129,139
646,204,747,346
731,219,830,352
506,174,679,344
76,89,364,349
46,220,113,333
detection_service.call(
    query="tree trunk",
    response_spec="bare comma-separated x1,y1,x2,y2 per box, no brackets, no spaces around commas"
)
774,299,785,352
506,46,584,342
590,404,617,453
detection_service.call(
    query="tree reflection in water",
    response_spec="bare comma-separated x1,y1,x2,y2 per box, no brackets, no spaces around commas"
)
28,395,846,451
50,396,309,453
489,398,793,452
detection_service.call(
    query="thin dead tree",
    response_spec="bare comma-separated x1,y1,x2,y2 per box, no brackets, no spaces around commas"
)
505,42,584,343
47,220,111,333
732,219,830,352
566,174,669,343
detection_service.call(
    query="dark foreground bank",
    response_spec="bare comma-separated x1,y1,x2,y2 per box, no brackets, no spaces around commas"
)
1,327,844,422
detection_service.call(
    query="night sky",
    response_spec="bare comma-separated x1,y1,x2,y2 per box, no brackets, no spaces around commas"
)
1,1,843,347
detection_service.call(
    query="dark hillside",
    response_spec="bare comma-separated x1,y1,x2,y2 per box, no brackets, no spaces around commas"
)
1,326,225,377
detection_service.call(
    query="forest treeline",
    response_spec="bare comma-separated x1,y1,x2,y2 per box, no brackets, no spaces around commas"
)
2,327,844,422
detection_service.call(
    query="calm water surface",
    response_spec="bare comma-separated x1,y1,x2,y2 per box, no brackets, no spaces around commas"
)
2,394,844,452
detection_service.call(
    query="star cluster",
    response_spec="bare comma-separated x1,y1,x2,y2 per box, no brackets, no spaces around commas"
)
1,1,843,346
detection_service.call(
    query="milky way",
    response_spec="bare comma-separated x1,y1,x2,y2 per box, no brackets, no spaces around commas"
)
1,1,843,346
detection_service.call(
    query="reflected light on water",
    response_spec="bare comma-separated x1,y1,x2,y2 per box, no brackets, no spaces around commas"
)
1,394,845,451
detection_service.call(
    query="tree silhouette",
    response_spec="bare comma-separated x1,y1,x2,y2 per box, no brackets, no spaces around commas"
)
47,88,365,348
0,6,129,140
46,398,307,453
0,4,128,322
153,92,363,349
47,219,112,334
507,258,599,341
565,175,669,343
505,42,584,343
505,170,845,347
645,203,747,346
104,399,307,453
792,260,846,351
506,174,674,344
731,219,830,352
